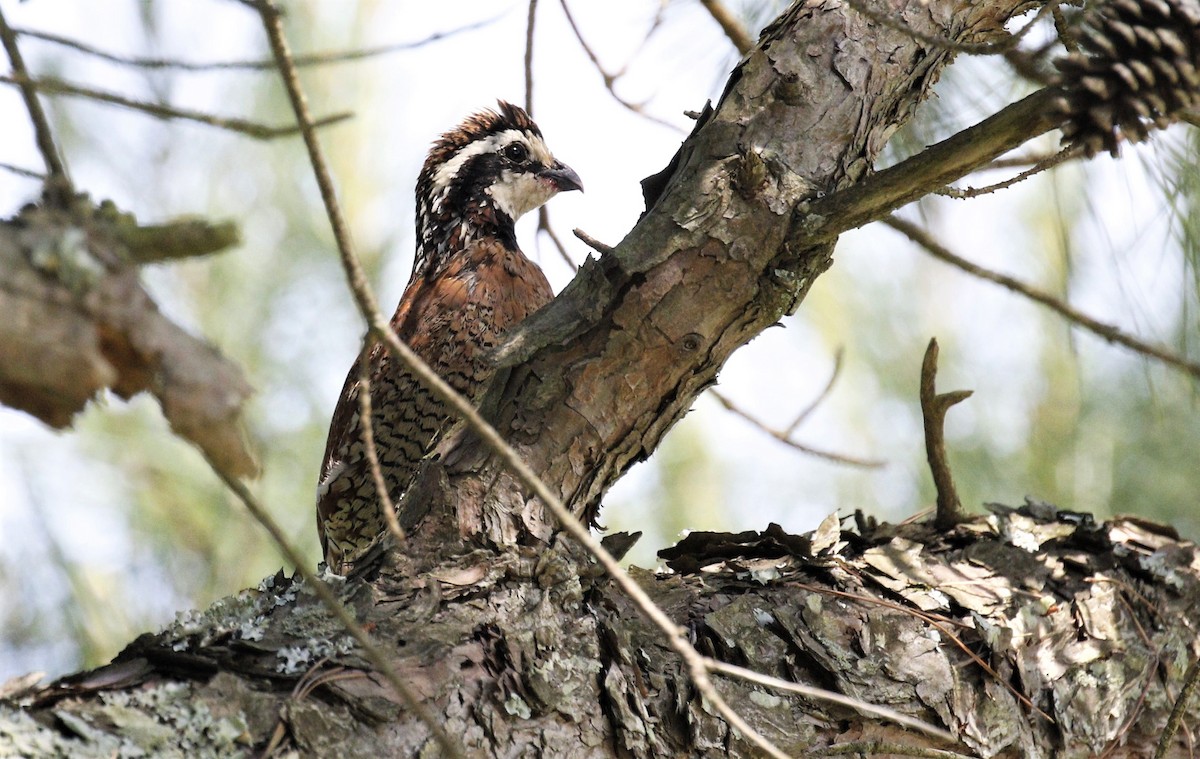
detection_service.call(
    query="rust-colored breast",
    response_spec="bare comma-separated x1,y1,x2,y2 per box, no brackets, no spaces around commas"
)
316,240,552,571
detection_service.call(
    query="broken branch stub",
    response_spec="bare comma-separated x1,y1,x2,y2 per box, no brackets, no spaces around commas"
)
920,338,973,529
0,195,257,478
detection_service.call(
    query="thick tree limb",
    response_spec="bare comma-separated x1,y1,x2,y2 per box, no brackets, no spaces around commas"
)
0,200,255,478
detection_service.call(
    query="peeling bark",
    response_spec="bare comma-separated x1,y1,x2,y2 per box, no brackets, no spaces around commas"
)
394,0,1043,554
5,505,1199,757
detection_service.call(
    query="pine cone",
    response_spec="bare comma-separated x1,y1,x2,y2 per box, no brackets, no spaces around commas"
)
1056,0,1200,157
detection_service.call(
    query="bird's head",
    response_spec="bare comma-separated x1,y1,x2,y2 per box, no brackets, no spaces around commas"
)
414,101,581,273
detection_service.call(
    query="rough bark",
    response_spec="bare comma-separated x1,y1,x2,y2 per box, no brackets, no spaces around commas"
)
396,0,1043,555
4,504,1199,757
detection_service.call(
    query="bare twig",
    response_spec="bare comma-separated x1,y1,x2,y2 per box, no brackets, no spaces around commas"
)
117,219,241,264
0,161,45,180
205,461,462,759
937,145,1079,199
709,388,883,468
784,347,844,436
1156,656,1200,759
11,16,503,72
537,208,579,271
815,742,975,758
919,339,973,529
706,658,957,743
252,5,463,757
558,0,681,132
0,7,69,192
0,73,351,139
256,2,793,756
572,227,613,255
698,0,754,55
524,0,537,113
356,349,406,547
884,215,1200,381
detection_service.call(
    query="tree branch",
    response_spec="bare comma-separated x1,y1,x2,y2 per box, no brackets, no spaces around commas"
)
0,73,351,139
795,87,1066,244
884,215,1200,381
709,388,883,467
10,16,503,72
698,0,754,55
0,7,70,194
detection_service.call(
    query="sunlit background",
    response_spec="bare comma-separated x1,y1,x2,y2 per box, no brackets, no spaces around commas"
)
1,0,1197,682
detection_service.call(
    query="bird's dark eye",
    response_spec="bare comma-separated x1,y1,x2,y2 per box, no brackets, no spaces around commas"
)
503,143,529,163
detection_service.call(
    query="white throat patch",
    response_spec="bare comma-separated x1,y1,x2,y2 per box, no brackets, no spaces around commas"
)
486,169,558,220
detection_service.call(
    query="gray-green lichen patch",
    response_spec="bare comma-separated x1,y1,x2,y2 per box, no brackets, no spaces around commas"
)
0,680,253,759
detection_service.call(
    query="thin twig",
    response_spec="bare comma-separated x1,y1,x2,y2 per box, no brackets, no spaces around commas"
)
884,215,1200,381
356,348,406,548
814,742,975,758
937,145,1079,199
783,347,844,437
0,161,45,180
1156,657,1200,759
538,208,579,271
709,388,883,468
524,0,537,114
252,5,463,757
706,658,957,743
558,0,681,132
205,461,462,759
698,0,754,55
572,227,613,255
0,7,69,191
256,2,792,756
919,339,973,529
0,73,351,139
11,16,503,72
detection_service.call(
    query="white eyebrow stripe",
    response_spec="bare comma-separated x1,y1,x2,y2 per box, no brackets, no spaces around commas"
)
430,128,528,192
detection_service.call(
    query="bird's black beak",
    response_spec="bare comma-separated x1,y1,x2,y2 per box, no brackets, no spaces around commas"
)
540,161,583,193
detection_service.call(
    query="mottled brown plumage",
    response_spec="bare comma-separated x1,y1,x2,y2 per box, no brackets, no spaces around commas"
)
317,102,580,573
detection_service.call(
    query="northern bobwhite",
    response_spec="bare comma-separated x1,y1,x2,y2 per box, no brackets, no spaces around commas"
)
316,101,581,573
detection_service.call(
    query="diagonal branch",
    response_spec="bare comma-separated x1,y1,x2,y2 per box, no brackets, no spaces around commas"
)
558,0,681,132
795,87,1066,244
356,349,406,548
11,16,503,72
709,388,883,467
0,7,69,193
884,215,1200,381
524,0,537,113
698,0,754,55
0,73,351,139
